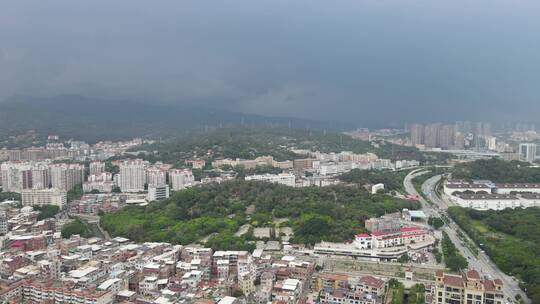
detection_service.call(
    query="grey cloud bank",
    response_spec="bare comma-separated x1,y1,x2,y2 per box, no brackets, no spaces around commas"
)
1,0,540,126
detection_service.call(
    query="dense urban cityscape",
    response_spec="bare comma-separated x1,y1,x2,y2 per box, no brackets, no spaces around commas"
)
0,125,538,304
3,1,540,303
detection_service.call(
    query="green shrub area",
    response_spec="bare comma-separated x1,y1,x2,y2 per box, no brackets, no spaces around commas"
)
0,192,21,202
101,180,421,249
448,207,540,302
441,231,468,272
428,217,444,230
61,218,93,238
338,169,412,192
407,284,425,304
388,279,405,304
34,204,60,220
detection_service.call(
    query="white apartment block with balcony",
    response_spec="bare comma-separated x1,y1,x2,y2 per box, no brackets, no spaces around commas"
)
354,227,428,250
1,161,51,193
169,169,195,191
434,270,504,304
139,276,159,295
146,167,167,187
494,183,540,194
49,163,84,191
21,188,67,208
22,281,113,304
443,180,493,196
452,193,540,210
181,270,203,288
118,160,147,193
83,172,114,193
245,173,295,187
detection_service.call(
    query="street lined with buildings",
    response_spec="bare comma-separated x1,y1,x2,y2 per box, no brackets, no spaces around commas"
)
403,169,529,303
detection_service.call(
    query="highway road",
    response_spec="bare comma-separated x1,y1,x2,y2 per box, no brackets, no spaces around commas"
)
403,169,529,303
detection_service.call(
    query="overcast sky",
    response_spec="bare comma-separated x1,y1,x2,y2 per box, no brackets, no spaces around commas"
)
1,0,540,125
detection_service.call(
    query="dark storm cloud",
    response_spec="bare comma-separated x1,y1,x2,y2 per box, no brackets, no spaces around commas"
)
1,0,540,125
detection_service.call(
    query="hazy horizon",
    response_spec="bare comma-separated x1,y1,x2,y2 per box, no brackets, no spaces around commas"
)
2,0,540,125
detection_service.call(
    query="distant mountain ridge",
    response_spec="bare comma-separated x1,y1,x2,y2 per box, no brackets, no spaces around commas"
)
0,95,352,142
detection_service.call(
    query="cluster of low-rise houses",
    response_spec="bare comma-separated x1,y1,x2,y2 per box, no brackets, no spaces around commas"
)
312,213,435,262
0,185,508,304
0,200,509,304
0,229,394,304
213,151,419,189
443,179,540,210
0,138,145,163
0,200,393,304
0,137,516,303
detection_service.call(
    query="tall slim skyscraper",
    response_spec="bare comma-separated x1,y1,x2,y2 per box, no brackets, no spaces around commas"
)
410,124,425,146
49,163,84,191
439,125,456,149
519,143,537,162
1,162,26,193
454,132,465,150
31,164,50,190
487,137,497,151
424,123,441,148
410,122,469,150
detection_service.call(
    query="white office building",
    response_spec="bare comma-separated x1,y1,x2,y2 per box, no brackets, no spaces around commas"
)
147,184,170,202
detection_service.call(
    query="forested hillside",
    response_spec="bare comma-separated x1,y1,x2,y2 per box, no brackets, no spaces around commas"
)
100,180,420,249
128,127,449,167
0,95,347,144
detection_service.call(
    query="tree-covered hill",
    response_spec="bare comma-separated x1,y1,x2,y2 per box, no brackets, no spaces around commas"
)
100,180,420,248
128,127,449,167
452,158,540,182
0,95,349,144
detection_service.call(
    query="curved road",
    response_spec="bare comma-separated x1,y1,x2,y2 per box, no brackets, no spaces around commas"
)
403,169,529,303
